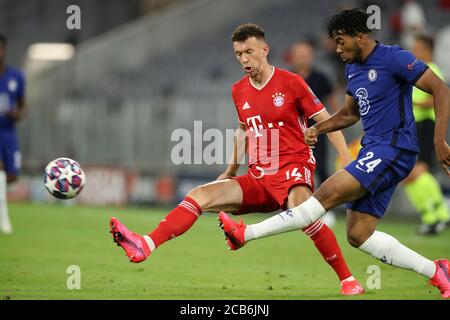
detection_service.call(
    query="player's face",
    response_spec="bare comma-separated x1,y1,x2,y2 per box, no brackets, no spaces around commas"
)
333,34,362,64
233,37,269,78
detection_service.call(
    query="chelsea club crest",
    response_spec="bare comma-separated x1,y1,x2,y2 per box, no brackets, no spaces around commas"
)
368,69,377,82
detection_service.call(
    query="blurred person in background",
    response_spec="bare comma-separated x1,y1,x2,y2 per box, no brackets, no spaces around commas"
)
400,0,427,50
321,35,347,92
0,34,26,234
403,34,449,235
289,40,341,227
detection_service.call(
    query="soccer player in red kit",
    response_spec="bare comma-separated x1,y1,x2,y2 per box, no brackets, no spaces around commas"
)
110,24,364,295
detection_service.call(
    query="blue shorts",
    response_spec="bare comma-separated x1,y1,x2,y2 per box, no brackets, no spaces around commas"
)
0,133,21,176
344,144,417,218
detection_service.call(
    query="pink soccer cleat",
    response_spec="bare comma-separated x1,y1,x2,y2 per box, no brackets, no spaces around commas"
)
429,259,450,298
340,279,365,296
218,212,246,251
110,217,151,263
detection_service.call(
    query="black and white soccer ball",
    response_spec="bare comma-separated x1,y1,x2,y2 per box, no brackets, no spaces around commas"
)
44,157,86,199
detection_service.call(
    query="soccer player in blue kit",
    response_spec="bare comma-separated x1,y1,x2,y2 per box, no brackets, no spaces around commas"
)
0,34,26,234
219,9,450,298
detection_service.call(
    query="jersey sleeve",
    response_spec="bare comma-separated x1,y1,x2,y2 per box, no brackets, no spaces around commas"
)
16,71,25,99
387,48,429,85
231,85,245,125
292,75,325,119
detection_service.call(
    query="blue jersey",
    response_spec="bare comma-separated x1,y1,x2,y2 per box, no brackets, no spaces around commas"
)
0,66,25,133
345,43,428,153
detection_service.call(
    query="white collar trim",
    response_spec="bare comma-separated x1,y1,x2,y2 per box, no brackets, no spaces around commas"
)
249,66,275,91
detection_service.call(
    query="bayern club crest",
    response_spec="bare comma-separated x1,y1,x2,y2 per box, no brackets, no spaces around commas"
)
368,68,377,82
272,92,285,107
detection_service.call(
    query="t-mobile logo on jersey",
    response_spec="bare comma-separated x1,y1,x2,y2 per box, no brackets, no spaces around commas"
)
247,115,263,138
247,115,284,138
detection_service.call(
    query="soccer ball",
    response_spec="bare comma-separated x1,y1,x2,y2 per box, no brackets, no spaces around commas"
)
44,157,86,199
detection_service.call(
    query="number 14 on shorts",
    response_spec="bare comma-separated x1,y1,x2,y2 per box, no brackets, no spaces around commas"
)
285,167,312,185
356,152,382,173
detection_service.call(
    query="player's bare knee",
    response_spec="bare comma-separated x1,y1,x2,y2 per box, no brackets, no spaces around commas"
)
347,233,362,248
347,229,366,248
187,185,212,210
347,227,374,247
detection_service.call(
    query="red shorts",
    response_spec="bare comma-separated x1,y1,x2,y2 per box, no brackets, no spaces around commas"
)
233,160,315,214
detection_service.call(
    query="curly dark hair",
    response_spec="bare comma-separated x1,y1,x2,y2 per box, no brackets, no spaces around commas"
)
328,8,372,38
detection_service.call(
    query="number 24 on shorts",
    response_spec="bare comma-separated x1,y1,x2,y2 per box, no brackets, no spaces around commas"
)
356,152,382,173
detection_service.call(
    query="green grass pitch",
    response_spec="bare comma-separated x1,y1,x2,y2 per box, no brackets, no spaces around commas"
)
0,202,449,300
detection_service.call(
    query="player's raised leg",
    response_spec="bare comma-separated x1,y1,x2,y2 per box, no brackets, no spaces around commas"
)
220,182,364,295
221,167,450,297
234,169,366,241
110,178,243,263
241,164,443,280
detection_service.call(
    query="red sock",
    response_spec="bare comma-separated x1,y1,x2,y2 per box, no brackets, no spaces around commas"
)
148,197,202,249
303,220,352,281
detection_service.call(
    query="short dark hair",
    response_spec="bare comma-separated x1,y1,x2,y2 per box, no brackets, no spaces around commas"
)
414,34,434,51
0,34,6,47
231,23,265,42
328,8,372,38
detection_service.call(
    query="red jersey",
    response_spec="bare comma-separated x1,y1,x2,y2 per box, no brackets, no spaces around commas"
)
232,67,325,175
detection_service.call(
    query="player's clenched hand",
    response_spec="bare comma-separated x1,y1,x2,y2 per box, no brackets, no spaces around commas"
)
435,140,450,176
305,127,318,146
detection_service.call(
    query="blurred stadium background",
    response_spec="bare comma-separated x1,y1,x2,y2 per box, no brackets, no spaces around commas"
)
3,0,450,217
1,0,450,301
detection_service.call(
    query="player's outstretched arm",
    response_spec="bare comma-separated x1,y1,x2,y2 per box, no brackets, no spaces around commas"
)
305,94,359,146
312,109,353,166
415,68,450,175
217,122,246,180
